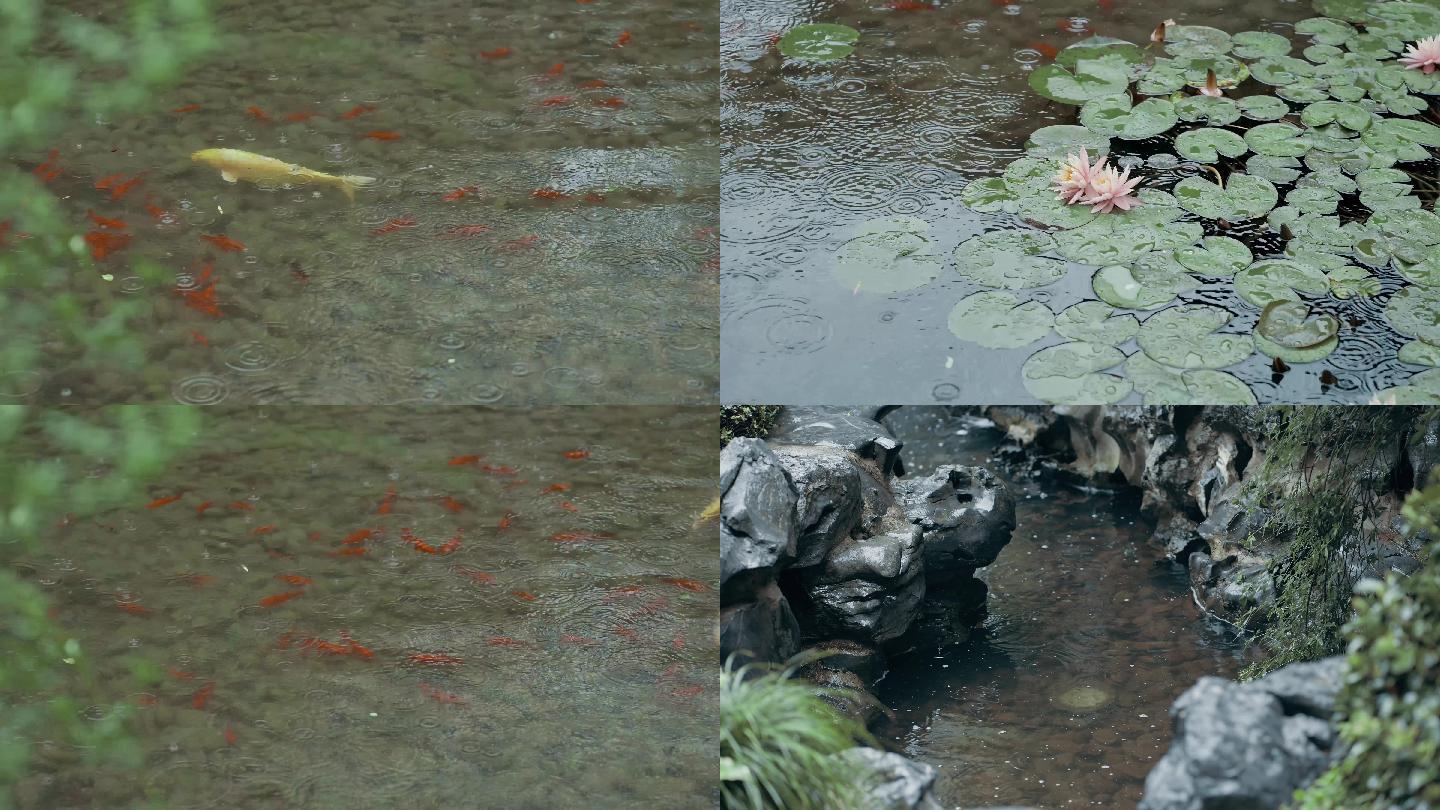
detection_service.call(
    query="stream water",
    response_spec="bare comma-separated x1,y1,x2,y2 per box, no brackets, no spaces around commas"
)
8,407,717,809
720,0,1427,405
877,407,1247,808
10,0,717,406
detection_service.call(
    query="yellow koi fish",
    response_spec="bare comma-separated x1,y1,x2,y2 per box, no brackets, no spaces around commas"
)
695,495,720,527
190,148,376,202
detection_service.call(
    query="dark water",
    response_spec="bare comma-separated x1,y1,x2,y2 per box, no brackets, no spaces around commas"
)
8,407,717,809
720,0,1424,405
9,0,717,405
879,408,1246,808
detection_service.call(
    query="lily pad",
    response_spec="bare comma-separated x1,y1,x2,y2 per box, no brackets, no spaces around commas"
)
1295,17,1356,46
1137,304,1254,369
1249,56,1317,86
1237,95,1291,121
1053,301,1140,344
1254,332,1339,363
778,24,861,61
960,177,1020,214
1175,236,1252,276
1257,299,1339,348
1055,38,1149,72
1164,25,1233,58
1385,285,1440,344
1235,259,1330,307
1399,339,1440,367
1286,184,1341,215
1080,95,1179,140
1017,192,1099,229
1326,265,1381,298
1301,100,1373,131
1175,127,1248,162
953,231,1067,289
1173,174,1278,220
1057,220,1203,265
832,216,944,294
1025,125,1111,159
1245,122,1313,157
1174,95,1241,126
1022,342,1132,404
947,291,1054,349
1092,265,1188,310
1126,352,1257,404
1231,30,1292,59
1029,59,1131,106
1246,154,1303,184
1372,117,1440,148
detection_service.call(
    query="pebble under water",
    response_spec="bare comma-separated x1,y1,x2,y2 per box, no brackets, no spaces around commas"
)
12,0,717,406
8,407,716,809
878,408,1247,808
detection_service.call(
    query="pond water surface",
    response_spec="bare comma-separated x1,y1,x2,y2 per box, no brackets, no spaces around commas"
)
9,407,716,808
721,0,1432,405
877,407,1247,808
12,0,717,405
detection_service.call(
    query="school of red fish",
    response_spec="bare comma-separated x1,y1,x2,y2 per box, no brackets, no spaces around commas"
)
73,446,711,749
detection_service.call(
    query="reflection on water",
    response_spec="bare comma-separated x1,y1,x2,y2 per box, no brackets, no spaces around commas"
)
879,408,1245,808
12,0,717,405
10,407,716,809
719,0,1423,404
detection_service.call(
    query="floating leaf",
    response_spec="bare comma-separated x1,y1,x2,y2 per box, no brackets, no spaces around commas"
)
1055,38,1148,71
1385,285,1440,344
953,231,1067,289
1294,17,1356,46
1235,259,1329,307
1398,339,1440,367
1326,265,1381,298
1028,59,1130,106
1126,352,1257,404
960,177,1019,214
1246,154,1303,184
1022,342,1132,404
1175,127,1248,162
1136,61,1188,95
1173,174,1278,220
1137,304,1254,369
1372,117,1440,148
1371,210,1440,246
1017,192,1098,229
1057,220,1203,265
1231,30,1292,59
1175,236,1252,276
1237,95,1291,120
832,216,944,294
1287,184,1341,215
1025,124,1111,159
1092,264,1187,310
1164,25,1233,58
1253,332,1339,363
1174,95,1241,126
1249,56,1317,86
1300,100,1373,131
1080,95,1179,140
1257,300,1339,348
1245,122,1313,157
1177,55,1250,88
778,23,861,61
947,291,1054,349
1053,301,1140,344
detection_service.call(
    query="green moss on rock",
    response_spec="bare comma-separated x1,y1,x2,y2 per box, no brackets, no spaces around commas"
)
721,406,781,448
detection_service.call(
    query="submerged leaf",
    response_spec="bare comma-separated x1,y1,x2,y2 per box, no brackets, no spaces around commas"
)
778,24,860,61
832,216,944,294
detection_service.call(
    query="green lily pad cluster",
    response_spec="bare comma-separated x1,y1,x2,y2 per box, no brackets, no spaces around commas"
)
937,0,1440,404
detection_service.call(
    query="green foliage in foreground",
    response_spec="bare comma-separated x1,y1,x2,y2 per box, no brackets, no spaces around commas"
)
720,656,876,810
1240,406,1430,679
1,0,215,390
1291,479,1440,809
1,406,200,808
721,406,782,448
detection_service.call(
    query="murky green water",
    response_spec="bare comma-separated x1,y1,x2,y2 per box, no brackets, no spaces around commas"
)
878,408,1245,808
8,407,716,808
13,0,717,405
721,0,1434,405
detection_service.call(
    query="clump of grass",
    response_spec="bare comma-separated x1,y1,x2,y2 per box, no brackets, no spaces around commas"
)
721,406,782,448
720,655,877,810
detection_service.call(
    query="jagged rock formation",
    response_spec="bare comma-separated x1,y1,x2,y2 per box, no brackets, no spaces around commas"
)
1139,658,1344,810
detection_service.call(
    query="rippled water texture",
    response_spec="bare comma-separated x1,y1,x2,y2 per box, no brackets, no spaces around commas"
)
12,0,717,405
9,407,716,808
716,0,1420,404
877,408,1245,807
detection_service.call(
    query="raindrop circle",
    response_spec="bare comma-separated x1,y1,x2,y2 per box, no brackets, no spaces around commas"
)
172,375,229,405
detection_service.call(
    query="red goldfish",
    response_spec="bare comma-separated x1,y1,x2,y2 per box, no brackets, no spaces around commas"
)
479,47,511,59
343,528,375,545
377,486,397,514
406,652,464,666
146,494,183,509
615,31,632,47
84,231,132,260
192,681,215,709
246,105,272,122
339,104,377,119
551,531,615,543
372,217,416,235
275,574,313,586
285,110,317,122
361,130,402,141
172,104,202,114
419,683,469,707
448,454,483,465
252,524,277,535
200,233,246,252
87,211,126,230
195,500,214,516
258,589,305,608
659,577,710,592
442,185,479,201
563,449,590,459
512,590,537,601
544,483,571,493
440,224,492,238
547,62,565,76
454,566,495,584
438,496,465,513
532,187,569,200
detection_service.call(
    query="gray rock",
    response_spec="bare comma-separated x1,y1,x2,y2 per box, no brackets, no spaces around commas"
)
836,748,943,810
719,580,801,666
770,407,905,478
1139,658,1344,810
771,444,864,568
720,439,799,600
894,465,1016,582
1154,514,1203,561
807,515,925,645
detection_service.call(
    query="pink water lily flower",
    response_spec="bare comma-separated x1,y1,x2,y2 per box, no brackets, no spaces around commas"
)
1400,34,1440,74
1052,148,1106,204
1081,165,1143,214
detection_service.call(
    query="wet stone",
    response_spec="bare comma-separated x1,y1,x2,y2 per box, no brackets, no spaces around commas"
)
770,444,865,568
769,407,905,478
893,464,1016,582
720,438,798,600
